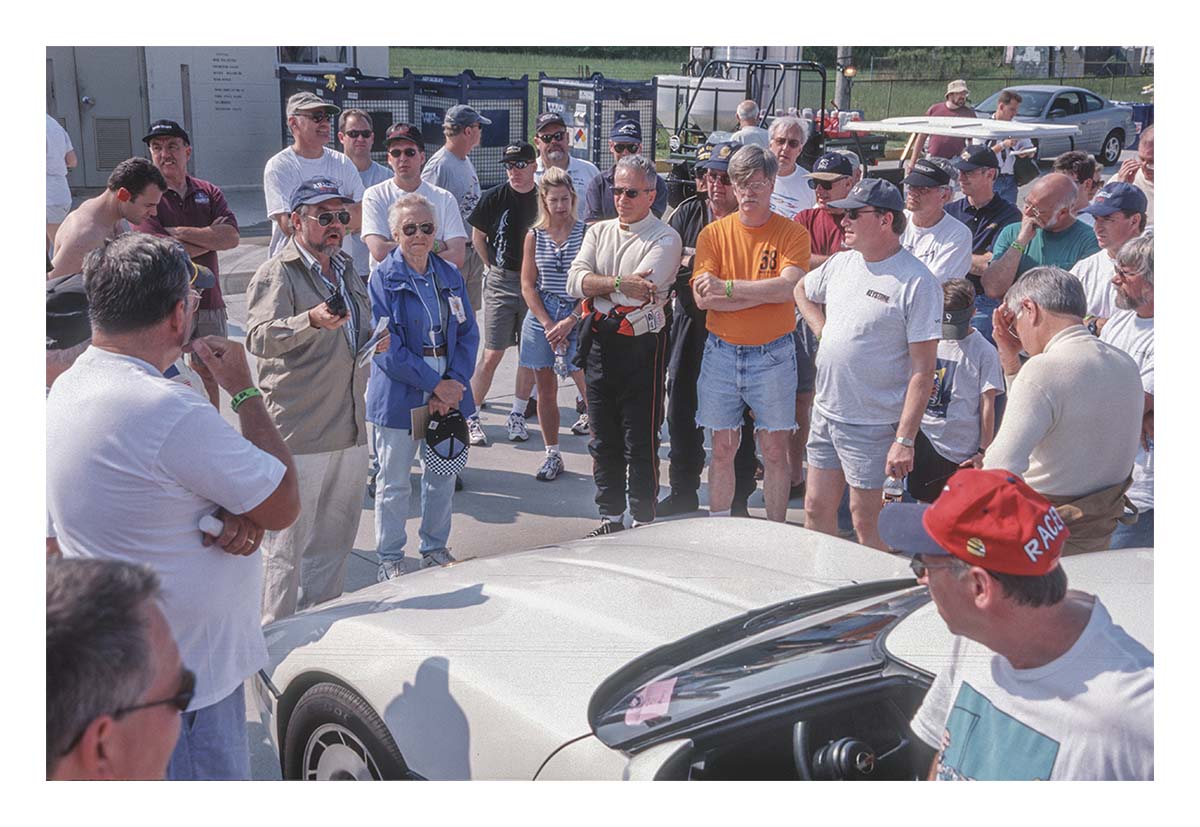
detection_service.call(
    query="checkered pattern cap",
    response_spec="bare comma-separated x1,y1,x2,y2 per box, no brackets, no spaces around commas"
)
423,409,470,475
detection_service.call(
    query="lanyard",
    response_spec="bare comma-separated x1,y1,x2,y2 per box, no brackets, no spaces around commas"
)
413,266,445,346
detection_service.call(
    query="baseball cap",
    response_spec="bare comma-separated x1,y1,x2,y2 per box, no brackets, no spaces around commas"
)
289,177,350,212
942,305,973,340
705,142,737,173
142,118,190,145
47,272,91,350
610,118,642,143
502,142,535,163
953,144,1000,172
808,152,854,181
286,91,339,116
1079,181,1148,217
187,261,216,290
902,158,953,188
878,468,1068,576
828,177,904,212
444,104,492,129
423,409,470,475
536,112,567,133
385,123,424,148
945,79,970,97
694,142,715,170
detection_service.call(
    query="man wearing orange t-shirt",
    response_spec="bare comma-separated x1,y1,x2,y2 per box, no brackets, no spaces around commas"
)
693,145,811,522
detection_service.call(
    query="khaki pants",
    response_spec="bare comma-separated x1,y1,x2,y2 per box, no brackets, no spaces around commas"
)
461,246,485,311
1045,476,1134,556
260,444,369,624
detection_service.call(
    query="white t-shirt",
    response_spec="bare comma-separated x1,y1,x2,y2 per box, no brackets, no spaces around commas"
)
345,160,392,278
1100,310,1154,511
805,249,942,425
921,330,1005,462
900,211,973,284
770,167,816,220
972,124,1034,176
536,156,600,222
263,146,366,257
46,114,74,207
47,348,287,709
1070,249,1116,319
360,178,467,274
912,597,1153,780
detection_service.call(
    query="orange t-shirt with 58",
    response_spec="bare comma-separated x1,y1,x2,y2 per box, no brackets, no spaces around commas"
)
692,212,811,346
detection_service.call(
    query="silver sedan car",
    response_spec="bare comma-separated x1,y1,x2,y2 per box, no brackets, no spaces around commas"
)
973,84,1135,166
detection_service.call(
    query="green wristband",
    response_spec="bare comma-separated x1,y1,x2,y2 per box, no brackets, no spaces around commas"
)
230,387,262,412
725,279,734,298
1010,240,1027,254
614,275,623,292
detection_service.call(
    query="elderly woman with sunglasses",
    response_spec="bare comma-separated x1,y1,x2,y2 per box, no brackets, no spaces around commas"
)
368,193,479,581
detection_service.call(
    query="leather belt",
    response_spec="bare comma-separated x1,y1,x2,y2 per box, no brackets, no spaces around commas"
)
422,345,448,356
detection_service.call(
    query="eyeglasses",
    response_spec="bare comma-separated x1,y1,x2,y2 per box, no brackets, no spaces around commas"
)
909,557,961,579
734,180,771,193
537,130,567,143
1006,304,1026,339
303,210,351,227
613,187,652,199
297,112,333,124
1113,266,1144,281
401,222,435,236
807,178,843,190
59,667,196,757
343,129,373,139
389,147,419,158
706,171,731,186
613,143,639,154
771,137,802,149
504,160,532,170
844,208,880,220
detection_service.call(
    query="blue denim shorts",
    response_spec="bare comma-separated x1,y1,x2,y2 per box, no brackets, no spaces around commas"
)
520,291,580,370
806,407,897,491
793,320,818,395
696,332,798,432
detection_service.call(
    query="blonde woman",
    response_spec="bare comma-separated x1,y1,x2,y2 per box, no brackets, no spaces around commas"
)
519,167,589,481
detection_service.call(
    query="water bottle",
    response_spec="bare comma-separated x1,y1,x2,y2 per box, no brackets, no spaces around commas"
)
553,345,570,378
882,475,904,504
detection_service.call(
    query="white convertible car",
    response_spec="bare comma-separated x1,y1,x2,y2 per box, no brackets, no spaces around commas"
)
253,519,1152,781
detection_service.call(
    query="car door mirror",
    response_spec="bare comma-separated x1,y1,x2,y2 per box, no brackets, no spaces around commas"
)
622,738,694,780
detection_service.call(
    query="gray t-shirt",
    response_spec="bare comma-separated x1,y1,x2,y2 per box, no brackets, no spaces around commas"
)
921,330,1005,462
805,248,942,425
422,147,481,228
347,160,392,278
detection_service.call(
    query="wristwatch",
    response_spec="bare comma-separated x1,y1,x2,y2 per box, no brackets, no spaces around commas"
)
894,435,915,448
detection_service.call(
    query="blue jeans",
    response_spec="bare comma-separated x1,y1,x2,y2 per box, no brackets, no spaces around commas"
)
1108,508,1154,549
520,291,580,370
166,684,250,780
972,294,1000,347
697,332,798,432
374,356,455,563
995,173,1018,206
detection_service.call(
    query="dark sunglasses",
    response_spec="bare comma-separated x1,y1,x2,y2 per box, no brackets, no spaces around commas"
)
613,143,639,154
613,187,650,199
401,222,435,236
59,667,196,757
706,171,732,186
807,178,843,190
909,556,961,579
298,112,333,123
389,147,420,158
537,130,567,143
772,137,803,149
504,160,532,170
304,210,351,227
844,208,881,220
343,129,373,139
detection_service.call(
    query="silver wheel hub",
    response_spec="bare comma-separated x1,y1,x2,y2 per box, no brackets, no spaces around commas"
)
304,723,382,780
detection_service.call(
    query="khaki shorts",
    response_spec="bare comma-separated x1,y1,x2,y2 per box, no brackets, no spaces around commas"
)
192,307,230,340
461,247,485,311
483,266,526,351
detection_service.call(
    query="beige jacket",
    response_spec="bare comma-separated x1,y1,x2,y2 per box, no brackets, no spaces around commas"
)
245,239,371,455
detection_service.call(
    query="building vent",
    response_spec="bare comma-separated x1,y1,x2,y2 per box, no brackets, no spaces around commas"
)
94,118,132,170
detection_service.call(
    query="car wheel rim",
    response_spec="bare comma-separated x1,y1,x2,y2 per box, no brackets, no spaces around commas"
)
1105,137,1120,163
303,723,384,780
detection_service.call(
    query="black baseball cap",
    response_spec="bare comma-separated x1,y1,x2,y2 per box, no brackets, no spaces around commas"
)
536,112,567,133
902,159,952,188
953,145,1000,172
385,123,424,147
828,178,905,212
47,272,91,350
502,143,535,163
143,119,190,145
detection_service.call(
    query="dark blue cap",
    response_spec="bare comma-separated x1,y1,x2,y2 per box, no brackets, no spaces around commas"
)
289,177,350,212
952,144,1000,172
610,118,642,143
703,142,737,173
902,158,952,188
1079,182,1148,217
808,152,854,180
828,177,905,212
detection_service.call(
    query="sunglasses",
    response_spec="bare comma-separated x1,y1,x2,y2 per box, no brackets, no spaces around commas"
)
909,557,961,579
297,112,333,123
613,187,651,199
537,130,567,143
504,160,532,170
613,143,639,154
772,137,803,149
706,171,731,186
389,147,420,158
401,222,435,236
844,208,880,220
807,178,843,190
343,129,373,139
59,667,197,757
304,210,351,227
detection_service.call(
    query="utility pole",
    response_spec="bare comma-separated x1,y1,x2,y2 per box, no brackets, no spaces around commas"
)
835,46,854,110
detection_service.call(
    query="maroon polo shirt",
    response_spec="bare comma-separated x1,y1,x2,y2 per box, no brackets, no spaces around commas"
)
793,207,846,258
922,101,978,159
135,175,238,310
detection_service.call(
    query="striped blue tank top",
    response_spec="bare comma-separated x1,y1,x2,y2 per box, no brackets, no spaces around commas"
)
533,220,585,300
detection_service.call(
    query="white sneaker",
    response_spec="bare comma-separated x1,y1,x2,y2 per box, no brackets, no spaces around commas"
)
536,452,565,481
570,412,590,435
467,417,488,446
377,560,405,582
506,412,529,442
420,549,458,568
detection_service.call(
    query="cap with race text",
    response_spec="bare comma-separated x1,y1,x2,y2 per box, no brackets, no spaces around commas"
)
142,119,190,146
704,142,737,173
828,177,905,212
286,91,339,116
878,468,1068,576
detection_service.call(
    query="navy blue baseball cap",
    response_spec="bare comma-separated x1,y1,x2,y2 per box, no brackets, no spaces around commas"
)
704,142,737,173
808,152,854,181
1080,182,1148,217
610,118,642,143
289,177,350,212
902,158,953,188
953,144,1000,172
828,177,905,212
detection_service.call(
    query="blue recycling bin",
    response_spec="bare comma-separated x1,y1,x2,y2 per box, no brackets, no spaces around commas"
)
1113,101,1153,149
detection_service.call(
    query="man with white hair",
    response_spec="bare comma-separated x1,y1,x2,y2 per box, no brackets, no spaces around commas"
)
730,99,770,149
988,266,1142,553
767,115,815,218
900,158,973,284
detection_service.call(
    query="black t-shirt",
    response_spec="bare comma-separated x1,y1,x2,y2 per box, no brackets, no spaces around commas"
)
468,183,539,271
669,195,712,313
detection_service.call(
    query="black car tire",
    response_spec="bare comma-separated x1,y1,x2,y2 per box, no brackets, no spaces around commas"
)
1100,130,1125,167
283,682,410,780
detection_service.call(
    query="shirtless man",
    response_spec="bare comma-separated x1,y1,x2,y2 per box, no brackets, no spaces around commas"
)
49,157,166,278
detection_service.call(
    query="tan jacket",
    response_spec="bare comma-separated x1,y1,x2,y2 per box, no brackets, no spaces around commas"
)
1045,476,1136,556
245,239,371,455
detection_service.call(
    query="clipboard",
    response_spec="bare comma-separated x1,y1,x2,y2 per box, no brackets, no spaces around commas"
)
410,405,431,440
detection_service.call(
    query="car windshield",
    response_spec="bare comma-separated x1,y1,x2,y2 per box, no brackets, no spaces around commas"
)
588,581,927,750
974,90,1054,118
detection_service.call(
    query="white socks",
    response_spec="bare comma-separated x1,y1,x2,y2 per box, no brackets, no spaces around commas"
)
512,397,529,416
546,445,560,456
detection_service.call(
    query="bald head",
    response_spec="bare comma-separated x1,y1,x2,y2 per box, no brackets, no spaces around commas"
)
1026,173,1079,231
